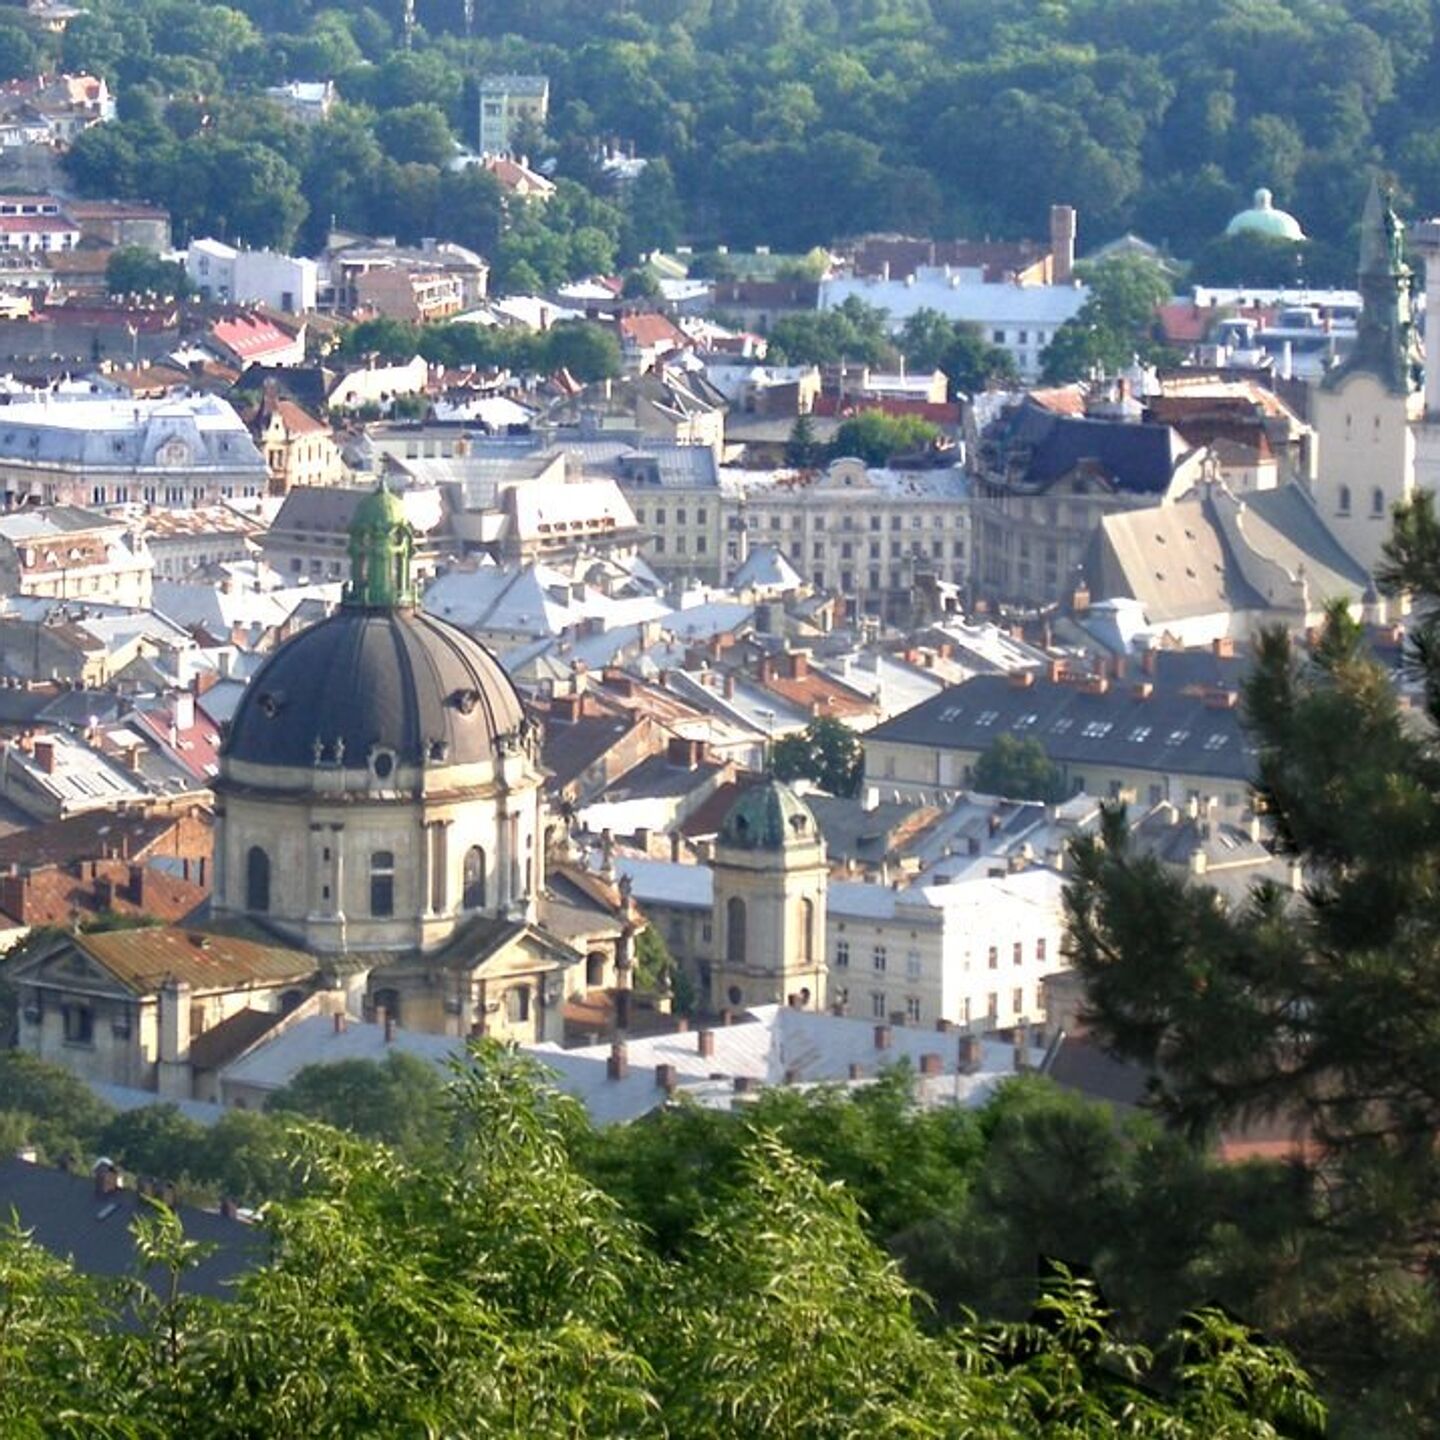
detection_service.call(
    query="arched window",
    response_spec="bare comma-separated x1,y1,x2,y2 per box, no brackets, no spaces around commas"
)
1338,484,1352,515
726,896,747,964
462,846,486,910
245,845,270,912
800,897,815,962
1372,486,1386,517
370,850,395,918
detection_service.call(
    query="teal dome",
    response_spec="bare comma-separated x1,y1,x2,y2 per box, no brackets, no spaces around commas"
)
1225,188,1305,242
719,778,819,851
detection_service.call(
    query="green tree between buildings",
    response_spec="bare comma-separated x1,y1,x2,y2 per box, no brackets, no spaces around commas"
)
770,715,863,796
105,245,192,299
973,733,1068,803
1040,255,1174,384
831,410,941,466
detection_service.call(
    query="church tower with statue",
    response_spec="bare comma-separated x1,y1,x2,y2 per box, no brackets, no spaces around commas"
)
213,483,621,1042
1309,180,1424,575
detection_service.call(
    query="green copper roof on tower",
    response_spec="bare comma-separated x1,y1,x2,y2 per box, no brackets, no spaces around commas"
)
345,480,417,609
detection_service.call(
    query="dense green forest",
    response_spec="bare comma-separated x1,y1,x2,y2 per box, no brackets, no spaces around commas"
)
6,0,1437,283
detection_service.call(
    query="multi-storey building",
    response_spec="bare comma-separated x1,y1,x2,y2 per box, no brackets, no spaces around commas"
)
0,394,268,508
478,74,549,156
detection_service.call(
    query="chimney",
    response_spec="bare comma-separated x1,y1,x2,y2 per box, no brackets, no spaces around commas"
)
33,739,54,774
847,1061,864,1079
126,863,144,907
157,978,192,1099
732,1075,758,1094
655,1061,677,1091
960,1034,983,1074
1212,636,1235,659
173,691,195,732
919,1052,943,1077
1010,669,1035,688
1045,659,1064,683
697,1027,715,1058
674,1015,689,1033
873,1024,892,1051
756,656,774,684
786,650,809,679
219,1196,240,1220
719,1007,734,1026
1013,1024,1031,1072
670,832,682,863
607,1039,629,1080
1050,204,1076,285
1132,681,1154,700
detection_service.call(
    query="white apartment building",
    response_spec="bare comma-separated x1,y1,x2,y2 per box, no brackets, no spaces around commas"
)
186,238,318,315
827,869,1067,1031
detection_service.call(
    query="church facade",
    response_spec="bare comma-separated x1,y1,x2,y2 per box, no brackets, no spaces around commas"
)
214,484,630,1044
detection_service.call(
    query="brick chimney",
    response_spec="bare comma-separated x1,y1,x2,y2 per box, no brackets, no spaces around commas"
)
607,1039,629,1080
127,863,145,907
786,650,809,679
33,738,54,775
655,1062,677,1091
697,1027,715,1058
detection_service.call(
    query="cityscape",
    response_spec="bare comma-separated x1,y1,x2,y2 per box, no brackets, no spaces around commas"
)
0,0,1435,1433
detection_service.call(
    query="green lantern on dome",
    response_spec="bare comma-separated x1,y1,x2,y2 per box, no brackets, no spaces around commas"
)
345,480,417,610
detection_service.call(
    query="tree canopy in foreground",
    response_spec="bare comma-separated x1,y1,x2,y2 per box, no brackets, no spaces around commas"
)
1,1044,1323,1438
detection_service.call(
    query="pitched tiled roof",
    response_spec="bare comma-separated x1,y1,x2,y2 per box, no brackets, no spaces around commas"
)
76,927,316,994
0,859,206,929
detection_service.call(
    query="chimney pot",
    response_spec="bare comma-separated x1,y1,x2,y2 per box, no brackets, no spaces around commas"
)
607,1039,629,1080
847,1061,864,1079
332,1012,346,1034
655,1061,677,1091
697,1028,715,1058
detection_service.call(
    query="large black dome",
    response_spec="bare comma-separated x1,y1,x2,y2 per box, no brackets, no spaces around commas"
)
223,607,524,772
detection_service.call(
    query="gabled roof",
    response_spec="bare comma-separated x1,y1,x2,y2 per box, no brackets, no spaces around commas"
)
54,926,316,995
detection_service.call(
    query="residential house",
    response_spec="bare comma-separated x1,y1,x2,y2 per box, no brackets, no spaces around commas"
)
243,385,345,495
0,506,151,607
139,504,263,580
186,239,318,315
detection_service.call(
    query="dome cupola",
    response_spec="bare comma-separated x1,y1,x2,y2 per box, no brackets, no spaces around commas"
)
1225,187,1305,242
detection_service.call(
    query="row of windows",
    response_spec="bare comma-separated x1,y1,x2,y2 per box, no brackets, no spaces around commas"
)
1334,484,1387,517
651,535,707,554
986,939,1048,967
246,842,493,918
633,506,709,526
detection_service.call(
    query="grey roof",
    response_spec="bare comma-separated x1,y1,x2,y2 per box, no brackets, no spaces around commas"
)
0,395,263,473
868,658,1255,783
223,607,524,772
0,1156,261,1298
732,544,802,591
993,405,1191,496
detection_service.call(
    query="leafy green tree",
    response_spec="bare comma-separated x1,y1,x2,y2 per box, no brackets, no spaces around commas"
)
99,1103,207,1184
106,245,192,298
621,265,661,299
768,295,893,366
939,324,1020,396
266,1049,449,1158
1041,255,1174,384
831,410,940,466
1191,230,1307,287
373,102,453,167
770,715,863,797
542,320,622,382
0,1051,112,1161
973,733,1068,802
784,413,821,468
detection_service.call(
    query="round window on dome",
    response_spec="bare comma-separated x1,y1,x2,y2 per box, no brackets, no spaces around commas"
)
371,749,395,781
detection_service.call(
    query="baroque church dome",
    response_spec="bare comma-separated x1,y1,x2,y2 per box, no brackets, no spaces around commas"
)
223,483,524,778
1225,187,1305,242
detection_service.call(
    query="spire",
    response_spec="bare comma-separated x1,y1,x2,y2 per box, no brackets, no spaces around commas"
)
344,480,417,609
1324,177,1419,396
